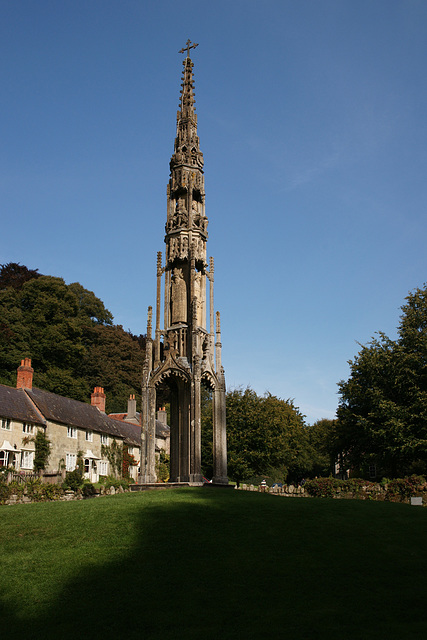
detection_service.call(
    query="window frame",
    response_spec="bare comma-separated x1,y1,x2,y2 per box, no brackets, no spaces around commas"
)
1,418,11,431
67,426,77,439
21,450,34,470
66,453,77,471
98,460,108,476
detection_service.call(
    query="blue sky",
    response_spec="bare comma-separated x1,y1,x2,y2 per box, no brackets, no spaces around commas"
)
1,0,427,423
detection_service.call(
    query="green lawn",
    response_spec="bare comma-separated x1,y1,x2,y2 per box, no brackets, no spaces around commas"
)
1,488,426,639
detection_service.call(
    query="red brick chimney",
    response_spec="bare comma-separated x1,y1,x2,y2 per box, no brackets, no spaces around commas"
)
16,358,34,389
91,386,106,413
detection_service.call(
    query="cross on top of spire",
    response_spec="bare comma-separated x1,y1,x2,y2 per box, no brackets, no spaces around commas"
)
179,39,199,58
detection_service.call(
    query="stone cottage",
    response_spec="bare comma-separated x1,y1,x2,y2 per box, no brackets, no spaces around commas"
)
0,359,144,483
109,400,170,458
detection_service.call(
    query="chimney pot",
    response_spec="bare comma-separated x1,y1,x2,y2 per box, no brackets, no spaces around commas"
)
127,394,137,420
91,386,106,413
17,358,34,389
157,407,168,426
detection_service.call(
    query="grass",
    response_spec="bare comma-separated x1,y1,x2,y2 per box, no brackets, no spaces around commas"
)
1,488,427,639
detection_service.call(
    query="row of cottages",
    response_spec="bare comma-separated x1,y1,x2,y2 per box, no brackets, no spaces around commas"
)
0,359,170,483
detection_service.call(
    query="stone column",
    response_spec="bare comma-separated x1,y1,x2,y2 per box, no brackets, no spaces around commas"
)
146,386,157,483
190,356,202,482
169,387,180,482
209,257,214,344
164,269,171,329
178,380,191,482
140,307,157,483
212,381,228,484
154,252,162,367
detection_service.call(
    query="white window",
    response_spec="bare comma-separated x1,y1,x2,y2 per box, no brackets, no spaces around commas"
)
101,434,108,445
66,453,77,471
0,451,8,466
85,430,93,442
22,423,34,434
128,447,134,455
1,418,11,430
99,460,108,476
21,450,34,469
67,426,77,439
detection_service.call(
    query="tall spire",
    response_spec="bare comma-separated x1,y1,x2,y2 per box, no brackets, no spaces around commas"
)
140,43,228,486
166,40,207,281
171,42,203,173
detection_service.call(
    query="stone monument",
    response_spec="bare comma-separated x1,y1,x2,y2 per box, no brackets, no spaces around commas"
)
140,41,228,485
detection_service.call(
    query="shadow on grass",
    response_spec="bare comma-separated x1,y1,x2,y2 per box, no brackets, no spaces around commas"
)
1,489,427,640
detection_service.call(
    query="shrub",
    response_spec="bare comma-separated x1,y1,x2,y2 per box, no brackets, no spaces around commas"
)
101,476,132,491
103,475,121,490
0,481,11,504
63,468,84,492
155,451,170,483
82,483,97,498
25,479,45,502
386,475,426,500
8,480,25,500
304,477,343,498
40,483,64,501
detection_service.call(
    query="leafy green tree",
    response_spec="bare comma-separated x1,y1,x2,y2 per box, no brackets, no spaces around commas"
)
0,266,146,412
203,387,308,485
306,418,339,477
337,284,427,477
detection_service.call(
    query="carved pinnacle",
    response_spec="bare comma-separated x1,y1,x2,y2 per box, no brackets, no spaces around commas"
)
147,306,153,333
216,310,221,333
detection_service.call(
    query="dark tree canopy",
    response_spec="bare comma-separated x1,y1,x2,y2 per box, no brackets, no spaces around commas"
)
306,418,339,477
337,284,427,477
0,267,146,413
0,262,41,290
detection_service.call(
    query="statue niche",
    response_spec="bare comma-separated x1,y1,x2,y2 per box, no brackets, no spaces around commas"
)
193,270,205,328
167,197,188,232
171,268,187,324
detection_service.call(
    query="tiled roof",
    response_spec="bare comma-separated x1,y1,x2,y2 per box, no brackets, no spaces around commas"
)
0,385,45,425
26,387,126,438
0,382,166,448
156,422,170,439
109,412,170,441
113,420,142,447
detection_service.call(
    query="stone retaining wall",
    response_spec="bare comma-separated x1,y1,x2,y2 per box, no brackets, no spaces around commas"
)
237,483,307,496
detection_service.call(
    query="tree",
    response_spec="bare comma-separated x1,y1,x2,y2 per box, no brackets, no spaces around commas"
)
0,266,146,412
0,262,41,290
203,387,308,484
306,418,339,477
337,284,427,477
